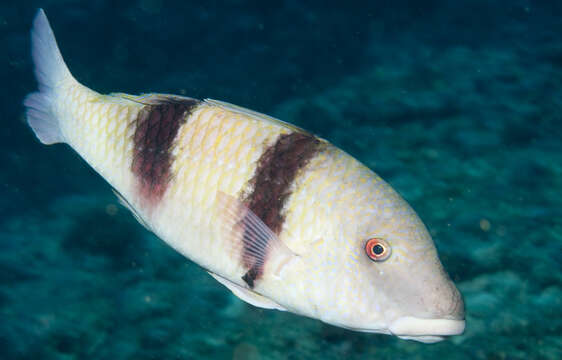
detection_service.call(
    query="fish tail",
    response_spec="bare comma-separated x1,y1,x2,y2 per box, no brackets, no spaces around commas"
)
23,8,77,145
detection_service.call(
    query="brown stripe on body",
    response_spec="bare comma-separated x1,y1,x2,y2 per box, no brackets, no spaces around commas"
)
132,97,200,205
241,132,322,287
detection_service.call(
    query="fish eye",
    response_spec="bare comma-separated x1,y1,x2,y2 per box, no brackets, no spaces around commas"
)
365,238,391,261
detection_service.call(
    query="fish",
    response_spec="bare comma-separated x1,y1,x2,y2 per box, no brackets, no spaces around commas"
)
23,9,465,343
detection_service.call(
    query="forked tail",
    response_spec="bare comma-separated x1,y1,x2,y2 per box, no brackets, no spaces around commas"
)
23,9,76,144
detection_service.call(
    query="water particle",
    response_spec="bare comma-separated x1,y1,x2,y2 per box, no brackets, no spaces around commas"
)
105,204,118,216
479,219,491,232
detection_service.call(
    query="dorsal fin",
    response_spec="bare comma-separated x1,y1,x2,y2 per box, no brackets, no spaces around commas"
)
205,98,308,133
111,92,200,106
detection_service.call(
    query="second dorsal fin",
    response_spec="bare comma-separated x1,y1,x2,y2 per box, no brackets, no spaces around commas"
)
111,92,200,106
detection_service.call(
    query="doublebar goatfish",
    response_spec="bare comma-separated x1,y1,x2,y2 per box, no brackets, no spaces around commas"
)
24,9,465,343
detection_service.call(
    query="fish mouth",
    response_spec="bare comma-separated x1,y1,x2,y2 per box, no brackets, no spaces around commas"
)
389,316,466,343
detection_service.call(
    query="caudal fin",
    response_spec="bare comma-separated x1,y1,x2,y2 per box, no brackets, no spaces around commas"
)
23,9,75,144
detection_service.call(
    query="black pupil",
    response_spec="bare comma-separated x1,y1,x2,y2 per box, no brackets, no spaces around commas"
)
372,244,384,255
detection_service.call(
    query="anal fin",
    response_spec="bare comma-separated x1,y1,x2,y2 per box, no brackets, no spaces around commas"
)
112,189,153,232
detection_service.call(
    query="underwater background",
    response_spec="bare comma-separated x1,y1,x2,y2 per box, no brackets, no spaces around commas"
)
1,0,561,359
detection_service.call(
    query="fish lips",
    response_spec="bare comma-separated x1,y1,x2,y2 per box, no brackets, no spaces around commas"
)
389,316,466,343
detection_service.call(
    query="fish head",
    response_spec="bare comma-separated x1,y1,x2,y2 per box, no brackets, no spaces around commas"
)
300,181,465,343
361,208,465,343
353,191,463,343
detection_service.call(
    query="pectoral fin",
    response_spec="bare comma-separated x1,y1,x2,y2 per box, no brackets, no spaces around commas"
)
215,191,299,287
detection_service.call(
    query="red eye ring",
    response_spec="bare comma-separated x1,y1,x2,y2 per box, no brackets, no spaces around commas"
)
365,238,391,261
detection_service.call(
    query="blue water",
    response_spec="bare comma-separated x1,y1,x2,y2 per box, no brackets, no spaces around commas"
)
1,1,561,359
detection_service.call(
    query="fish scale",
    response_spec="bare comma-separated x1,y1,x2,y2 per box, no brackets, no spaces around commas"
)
61,90,134,190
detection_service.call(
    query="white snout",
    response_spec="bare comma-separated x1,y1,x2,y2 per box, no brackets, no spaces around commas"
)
389,316,465,343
